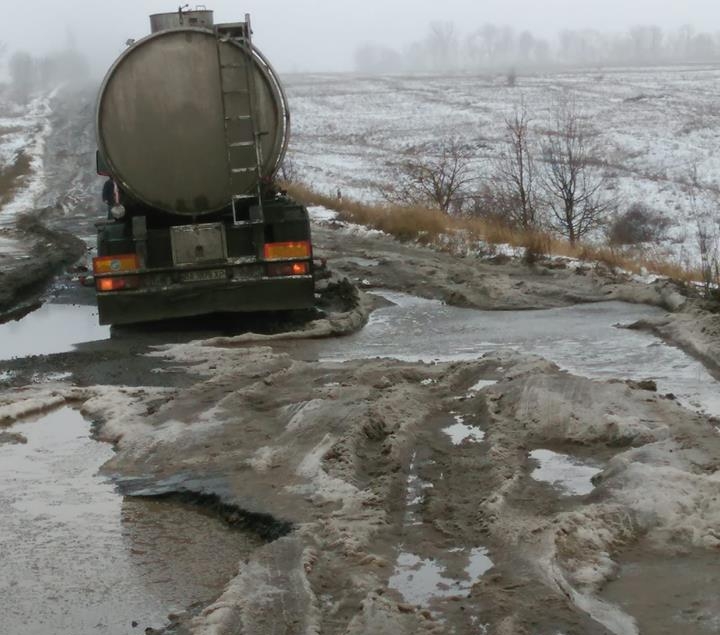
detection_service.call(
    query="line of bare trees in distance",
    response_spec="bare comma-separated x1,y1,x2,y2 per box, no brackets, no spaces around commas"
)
0,44,90,105
355,23,720,73
379,95,720,294
381,96,615,244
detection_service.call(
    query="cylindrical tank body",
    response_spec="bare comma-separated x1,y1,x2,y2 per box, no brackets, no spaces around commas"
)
96,25,289,216
149,10,215,33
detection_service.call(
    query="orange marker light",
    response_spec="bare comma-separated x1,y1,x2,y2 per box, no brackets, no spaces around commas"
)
93,254,139,275
263,241,311,261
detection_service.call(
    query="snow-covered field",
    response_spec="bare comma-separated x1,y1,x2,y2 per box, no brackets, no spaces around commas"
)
285,64,720,265
0,91,54,255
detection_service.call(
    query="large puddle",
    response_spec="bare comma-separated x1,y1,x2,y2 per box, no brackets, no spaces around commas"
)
602,548,720,635
296,293,720,418
0,407,261,635
0,303,109,360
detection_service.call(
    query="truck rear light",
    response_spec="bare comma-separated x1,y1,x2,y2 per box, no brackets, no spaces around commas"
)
267,262,309,277
96,276,140,292
93,254,139,274
263,241,311,260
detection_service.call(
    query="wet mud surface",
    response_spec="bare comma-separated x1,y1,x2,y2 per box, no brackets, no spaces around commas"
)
1,87,720,635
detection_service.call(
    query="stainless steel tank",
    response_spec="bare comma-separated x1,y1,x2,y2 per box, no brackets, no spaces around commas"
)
96,20,289,216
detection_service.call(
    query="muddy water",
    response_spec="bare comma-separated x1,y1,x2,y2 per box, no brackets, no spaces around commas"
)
300,293,720,418
0,302,109,360
0,407,261,635
602,548,720,635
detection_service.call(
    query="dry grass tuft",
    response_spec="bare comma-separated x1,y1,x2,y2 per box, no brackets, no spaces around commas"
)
284,182,703,286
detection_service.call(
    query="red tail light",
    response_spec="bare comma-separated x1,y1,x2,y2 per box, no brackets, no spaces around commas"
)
267,262,310,277
96,276,140,292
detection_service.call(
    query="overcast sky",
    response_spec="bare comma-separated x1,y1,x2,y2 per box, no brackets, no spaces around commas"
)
2,0,720,74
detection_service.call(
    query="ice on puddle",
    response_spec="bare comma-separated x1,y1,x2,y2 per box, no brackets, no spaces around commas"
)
529,449,602,496
468,379,497,393
388,547,493,605
443,414,485,445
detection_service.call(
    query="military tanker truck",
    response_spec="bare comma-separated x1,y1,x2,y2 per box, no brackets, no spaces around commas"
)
93,8,314,325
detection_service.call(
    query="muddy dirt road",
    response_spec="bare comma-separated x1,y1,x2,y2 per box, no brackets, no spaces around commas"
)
2,88,720,635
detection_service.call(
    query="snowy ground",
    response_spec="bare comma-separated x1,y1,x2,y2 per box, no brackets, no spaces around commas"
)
0,91,55,229
285,64,720,267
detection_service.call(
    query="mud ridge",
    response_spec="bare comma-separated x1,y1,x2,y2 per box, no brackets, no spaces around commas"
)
0,213,85,320
132,490,294,542
625,312,720,382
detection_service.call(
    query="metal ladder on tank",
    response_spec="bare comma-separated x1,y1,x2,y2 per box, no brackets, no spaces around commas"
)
216,14,265,225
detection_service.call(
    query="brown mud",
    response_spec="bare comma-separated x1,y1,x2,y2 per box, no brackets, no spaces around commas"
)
1,88,720,635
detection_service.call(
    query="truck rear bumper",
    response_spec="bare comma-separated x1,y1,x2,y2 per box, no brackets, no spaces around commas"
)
96,276,315,325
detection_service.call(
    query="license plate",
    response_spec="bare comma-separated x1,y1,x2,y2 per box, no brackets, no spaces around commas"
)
180,268,226,283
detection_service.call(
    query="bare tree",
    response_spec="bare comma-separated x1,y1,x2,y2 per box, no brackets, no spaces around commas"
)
688,165,720,299
8,51,37,104
278,154,299,183
382,138,475,213
540,97,612,243
491,101,538,229
427,21,458,71
354,43,403,73
696,217,720,298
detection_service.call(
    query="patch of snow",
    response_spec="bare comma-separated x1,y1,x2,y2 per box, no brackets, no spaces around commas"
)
31,371,72,383
286,69,720,265
468,378,497,393
308,205,338,223
443,414,485,445
0,91,57,229
291,433,359,501
603,446,720,549
285,399,326,432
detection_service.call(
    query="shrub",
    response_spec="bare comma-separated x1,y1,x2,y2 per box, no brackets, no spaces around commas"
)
608,202,671,245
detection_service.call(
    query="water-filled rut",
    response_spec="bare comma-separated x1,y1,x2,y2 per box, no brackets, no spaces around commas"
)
0,407,262,635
